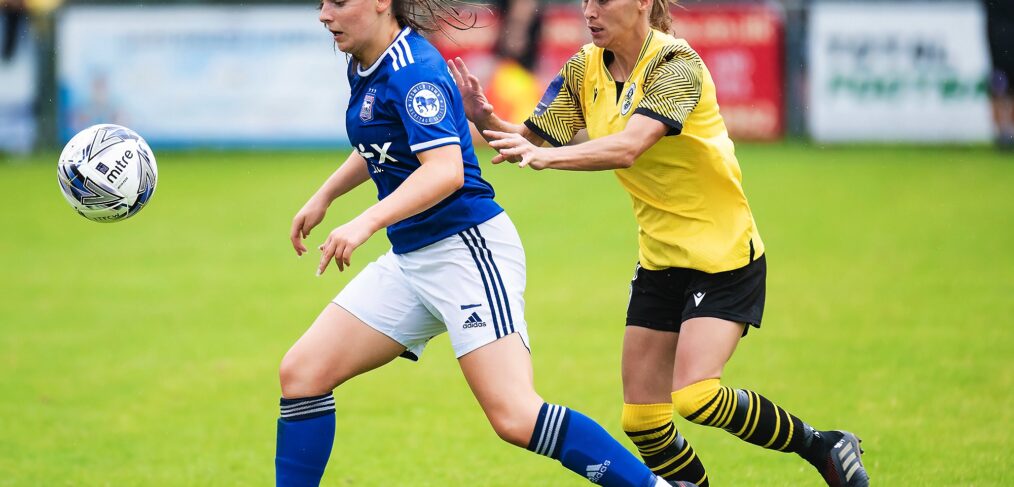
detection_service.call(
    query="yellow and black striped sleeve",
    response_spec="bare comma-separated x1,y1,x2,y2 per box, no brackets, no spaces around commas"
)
635,53,703,135
524,50,587,147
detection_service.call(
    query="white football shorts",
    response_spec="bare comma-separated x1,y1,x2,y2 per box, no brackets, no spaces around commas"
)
333,212,530,359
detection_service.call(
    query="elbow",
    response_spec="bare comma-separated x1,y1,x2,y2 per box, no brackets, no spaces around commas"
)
448,165,465,192
615,148,637,169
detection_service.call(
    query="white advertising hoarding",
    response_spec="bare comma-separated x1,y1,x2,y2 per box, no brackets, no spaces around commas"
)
808,2,993,143
57,6,350,147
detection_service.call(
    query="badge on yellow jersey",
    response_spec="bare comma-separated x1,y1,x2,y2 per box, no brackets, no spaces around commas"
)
525,30,766,273
620,83,636,115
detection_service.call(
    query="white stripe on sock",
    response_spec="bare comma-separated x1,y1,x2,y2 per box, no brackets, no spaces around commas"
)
544,406,567,456
280,405,336,419
281,396,335,414
535,405,558,455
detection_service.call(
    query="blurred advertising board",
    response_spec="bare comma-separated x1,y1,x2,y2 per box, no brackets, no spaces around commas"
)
807,2,992,143
57,6,350,148
431,2,784,140
669,3,784,141
0,15,37,153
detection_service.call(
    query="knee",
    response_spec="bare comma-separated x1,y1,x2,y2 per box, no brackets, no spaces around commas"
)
672,378,722,422
278,349,347,399
486,404,540,448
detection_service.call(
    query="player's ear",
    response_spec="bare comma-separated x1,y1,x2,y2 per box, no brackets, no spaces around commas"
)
376,0,393,15
638,0,654,15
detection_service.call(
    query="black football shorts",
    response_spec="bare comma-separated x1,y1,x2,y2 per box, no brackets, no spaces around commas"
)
626,255,766,335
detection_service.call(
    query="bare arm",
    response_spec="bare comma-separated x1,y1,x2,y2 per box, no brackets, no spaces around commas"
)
354,144,464,236
485,114,669,171
316,144,465,274
290,151,371,255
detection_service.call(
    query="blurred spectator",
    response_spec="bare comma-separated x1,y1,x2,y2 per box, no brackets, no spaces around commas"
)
985,0,1014,150
2,0,26,62
493,0,542,72
0,0,35,153
485,0,544,125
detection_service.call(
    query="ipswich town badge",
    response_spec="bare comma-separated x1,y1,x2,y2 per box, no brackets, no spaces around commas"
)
360,94,375,122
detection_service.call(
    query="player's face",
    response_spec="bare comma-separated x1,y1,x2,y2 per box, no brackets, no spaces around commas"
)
319,0,381,57
582,0,645,49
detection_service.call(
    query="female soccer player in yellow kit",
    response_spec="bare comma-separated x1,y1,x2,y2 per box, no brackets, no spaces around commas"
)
448,0,869,485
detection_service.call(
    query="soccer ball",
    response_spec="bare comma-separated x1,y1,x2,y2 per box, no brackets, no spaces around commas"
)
57,124,158,222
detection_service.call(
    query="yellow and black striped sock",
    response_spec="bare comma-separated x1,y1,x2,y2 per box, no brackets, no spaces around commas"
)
622,403,709,487
673,379,816,455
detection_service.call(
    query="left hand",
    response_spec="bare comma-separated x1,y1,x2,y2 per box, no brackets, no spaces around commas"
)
448,57,496,127
317,217,377,275
483,130,549,170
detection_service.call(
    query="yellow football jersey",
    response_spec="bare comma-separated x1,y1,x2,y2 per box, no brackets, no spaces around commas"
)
525,30,764,273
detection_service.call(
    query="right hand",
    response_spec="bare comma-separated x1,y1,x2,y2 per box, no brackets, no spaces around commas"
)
447,57,495,126
315,215,378,275
290,197,328,256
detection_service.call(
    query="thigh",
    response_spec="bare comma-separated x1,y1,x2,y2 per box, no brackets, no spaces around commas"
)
280,303,407,397
672,317,744,390
458,333,543,443
622,325,677,403
334,250,446,360
400,213,531,358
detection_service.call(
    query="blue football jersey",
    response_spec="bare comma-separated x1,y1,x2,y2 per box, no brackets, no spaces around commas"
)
345,27,503,254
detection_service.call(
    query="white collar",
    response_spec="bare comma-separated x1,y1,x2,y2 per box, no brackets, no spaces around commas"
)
357,26,412,77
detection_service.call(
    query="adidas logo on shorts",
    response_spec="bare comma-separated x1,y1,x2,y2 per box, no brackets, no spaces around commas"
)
462,312,487,329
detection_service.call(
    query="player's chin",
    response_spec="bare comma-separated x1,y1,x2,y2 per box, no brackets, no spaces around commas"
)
331,34,351,51
589,28,610,47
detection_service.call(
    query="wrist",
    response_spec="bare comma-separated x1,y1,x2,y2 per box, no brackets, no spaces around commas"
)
475,112,504,133
308,192,333,208
534,147,556,169
354,211,384,234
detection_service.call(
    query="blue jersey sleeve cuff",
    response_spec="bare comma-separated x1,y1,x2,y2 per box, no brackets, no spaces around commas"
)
410,136,461,153
633,108,683,136
523,120,565,147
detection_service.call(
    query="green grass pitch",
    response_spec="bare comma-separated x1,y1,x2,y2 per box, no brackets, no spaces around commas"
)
1,144,1011,486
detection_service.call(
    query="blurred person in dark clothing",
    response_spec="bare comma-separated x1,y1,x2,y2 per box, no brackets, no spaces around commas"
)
493,0,542,71
485,0,545,128
985,0,1014,149
2,0,27,62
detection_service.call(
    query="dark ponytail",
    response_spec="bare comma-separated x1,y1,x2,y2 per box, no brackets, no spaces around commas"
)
392,0,486,33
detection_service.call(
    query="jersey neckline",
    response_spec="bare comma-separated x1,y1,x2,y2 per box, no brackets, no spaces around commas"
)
600,30,656,83
357,26,413,77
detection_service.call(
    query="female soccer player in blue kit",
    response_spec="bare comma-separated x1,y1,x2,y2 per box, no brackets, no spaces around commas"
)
273,1,689,486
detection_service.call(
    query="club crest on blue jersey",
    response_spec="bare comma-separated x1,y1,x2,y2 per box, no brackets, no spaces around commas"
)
360,94,375,122
620,82,636,115
406,82,447,125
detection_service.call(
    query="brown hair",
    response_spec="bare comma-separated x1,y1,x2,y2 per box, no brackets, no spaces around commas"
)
649,0,678,34
392,0,485,34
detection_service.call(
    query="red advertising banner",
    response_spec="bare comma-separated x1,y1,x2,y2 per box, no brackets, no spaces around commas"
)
672,3,784,140
431,2,783,140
